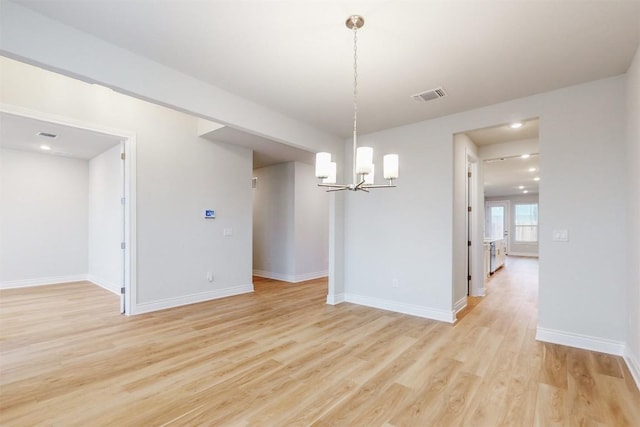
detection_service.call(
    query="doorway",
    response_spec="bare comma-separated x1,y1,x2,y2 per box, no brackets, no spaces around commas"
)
0,106,136,314
456,118,540,319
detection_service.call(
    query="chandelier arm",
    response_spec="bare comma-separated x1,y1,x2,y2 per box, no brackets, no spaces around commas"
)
354,178,367,190
360,184,397,189
318,183,350,189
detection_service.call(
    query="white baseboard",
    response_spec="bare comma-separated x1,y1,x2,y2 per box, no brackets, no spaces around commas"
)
535,327,625,356
0,274,88,289
294,270,328,282
507,252,538,257
470,287,486,297
253,269,328,283
344,293,455,323
454,297,467,314
86,274,120,295
131,284,254,315
624,346,640,391
326,293,345,305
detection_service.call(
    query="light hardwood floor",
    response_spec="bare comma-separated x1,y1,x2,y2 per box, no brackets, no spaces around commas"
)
1,257,638,426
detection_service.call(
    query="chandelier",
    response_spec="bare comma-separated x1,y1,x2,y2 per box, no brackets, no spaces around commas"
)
315,15,399,192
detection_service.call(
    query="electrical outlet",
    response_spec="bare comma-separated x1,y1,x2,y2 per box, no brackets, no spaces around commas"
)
552,229,569,242
392,279,399,288
206,272,214,282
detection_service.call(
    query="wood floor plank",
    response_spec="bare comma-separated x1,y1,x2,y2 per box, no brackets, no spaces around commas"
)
1,259,638,426
534,383,568,426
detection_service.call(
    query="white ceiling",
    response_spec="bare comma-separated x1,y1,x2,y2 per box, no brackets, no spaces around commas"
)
465,119,540,197
0,112,122,159
13,0,640,139
465,119,539,147
200,126,315,169
483,154,540,198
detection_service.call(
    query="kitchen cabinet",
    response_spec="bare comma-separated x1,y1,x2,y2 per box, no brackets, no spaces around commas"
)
494,239,506,271
485,238,506,274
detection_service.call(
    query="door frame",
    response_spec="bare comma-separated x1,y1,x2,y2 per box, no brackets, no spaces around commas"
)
1,103,137,314
465,150,484,297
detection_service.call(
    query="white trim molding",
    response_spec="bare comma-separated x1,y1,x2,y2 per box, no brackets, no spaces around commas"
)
253,270,328,283
536,327,625,356
624,346,640,390
344,293,455,323
86,275,120,295
454,297,468,315
131,284,254,315
326,293,345,305
0,275,88,289
507,252,539,258
470,287,486,297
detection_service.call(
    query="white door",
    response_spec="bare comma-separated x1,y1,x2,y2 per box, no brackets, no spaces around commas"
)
485,201,510,254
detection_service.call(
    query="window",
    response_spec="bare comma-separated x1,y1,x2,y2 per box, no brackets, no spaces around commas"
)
514,203,538,242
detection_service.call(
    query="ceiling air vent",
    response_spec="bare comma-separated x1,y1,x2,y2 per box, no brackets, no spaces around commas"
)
412,87,447,102
37,132,58,139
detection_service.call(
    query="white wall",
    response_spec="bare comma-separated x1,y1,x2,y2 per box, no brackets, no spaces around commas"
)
0,148,88,287
486,194,540,257
537,77,626,347
343,75,629,345
343,123,456,322
252,162,295,279
625,45,640,384
88,144,122,293
0,57,254,313
252,161,328,282
294,162,329,279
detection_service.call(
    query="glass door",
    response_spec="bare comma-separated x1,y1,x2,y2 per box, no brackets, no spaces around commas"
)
485,201,510,253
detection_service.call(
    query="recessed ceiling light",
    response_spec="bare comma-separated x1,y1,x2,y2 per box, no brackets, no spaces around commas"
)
521,154,530,159
40,145,51,151
510,122,523,129
534,177,540,181
523,190,529,194
518,185,525,189
528,167,536,172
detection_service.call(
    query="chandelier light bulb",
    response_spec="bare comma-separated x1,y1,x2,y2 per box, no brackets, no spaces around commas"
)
364,164,375,184
315,152,331,178
356,147,373,174
323,162,337,184
383,154,399,179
